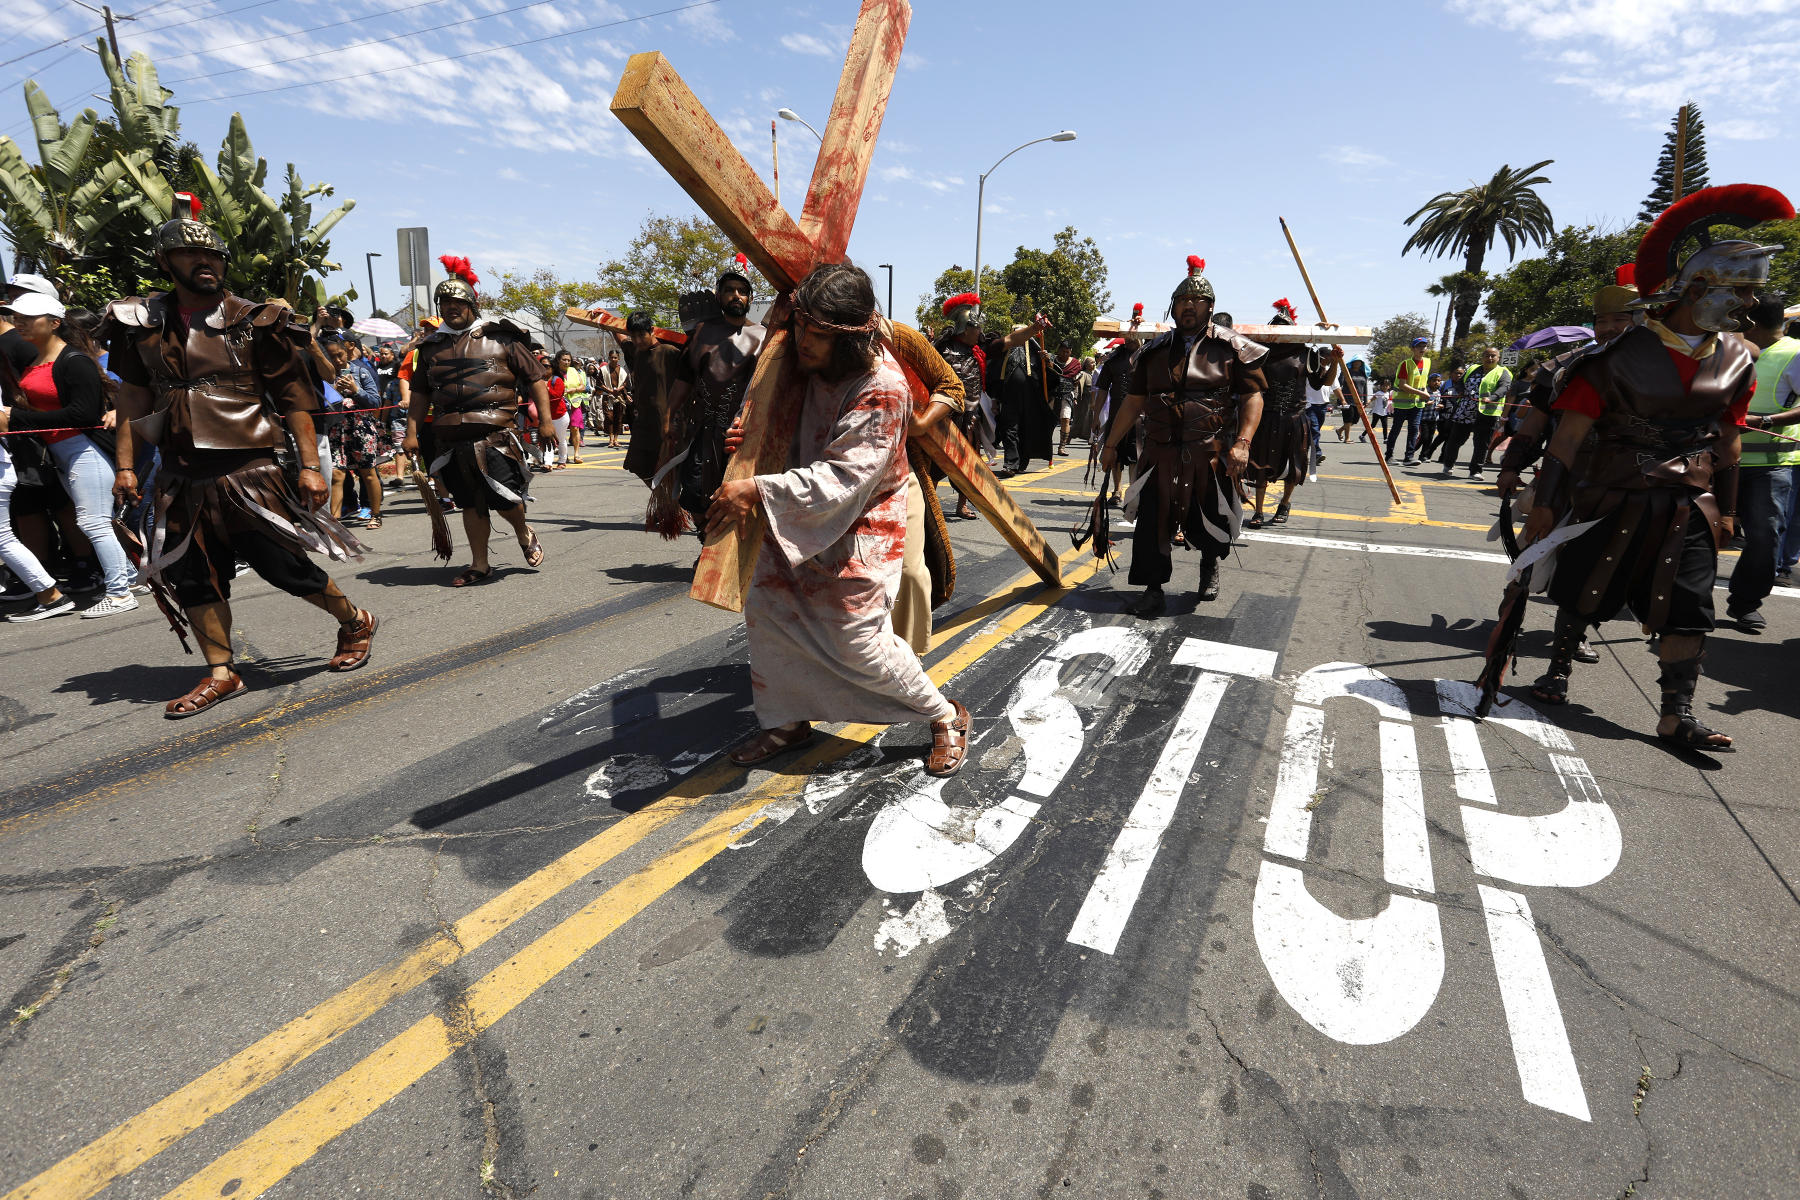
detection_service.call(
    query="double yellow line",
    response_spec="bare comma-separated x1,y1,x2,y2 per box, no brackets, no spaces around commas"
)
8,545,1102,1200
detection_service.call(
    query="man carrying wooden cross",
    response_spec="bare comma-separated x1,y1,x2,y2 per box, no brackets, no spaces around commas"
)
704,263,971,776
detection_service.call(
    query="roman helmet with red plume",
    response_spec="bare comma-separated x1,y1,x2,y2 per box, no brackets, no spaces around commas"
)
1131,302,1144,321
1171,255,1213,303
1270,297,1298,325
434,255,481,312
942,290,982,335
717,251,754,294
1633,183,1793,331
153,190,229,260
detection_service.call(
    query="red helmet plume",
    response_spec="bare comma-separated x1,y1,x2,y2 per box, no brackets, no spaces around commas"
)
1614,263,1636,287
438,255,479,288
1272,297,1298,320
1635,184,1793,295
1186,255,1205,273
1131,302,1143,319
942,291,981,316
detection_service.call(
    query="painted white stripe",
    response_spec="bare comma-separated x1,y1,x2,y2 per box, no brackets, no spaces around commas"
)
1171,637,1277,680
1240,529,1511,564
1440,716,1499,806
1477,885,1591,1121
1241,530,1800,600
1069,669,1234,954
1379,720,1433,892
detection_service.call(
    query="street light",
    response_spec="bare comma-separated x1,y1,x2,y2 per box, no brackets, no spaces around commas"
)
973,131,1076,308
877,263,893,316
776,107,822,142
365,251,381,317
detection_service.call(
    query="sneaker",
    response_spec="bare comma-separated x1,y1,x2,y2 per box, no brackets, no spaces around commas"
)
356,507,373,523
81,592,140,619
1403,457,1418,467
7,597,76,622
130,583,153,596
234,560,253,578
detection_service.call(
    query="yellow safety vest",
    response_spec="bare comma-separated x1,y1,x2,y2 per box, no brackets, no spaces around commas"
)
1741,336,1800,468
1476,366,1512,418
1392,356,1430,409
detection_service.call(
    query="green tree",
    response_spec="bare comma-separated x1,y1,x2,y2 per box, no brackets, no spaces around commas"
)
1484,223,1644,337
1367,312,1432,382
915,265,1017,340
480,267,605,352
1402,159,1556,346
596,212,768,327
1639,105,1710,222
1000,225,1110,354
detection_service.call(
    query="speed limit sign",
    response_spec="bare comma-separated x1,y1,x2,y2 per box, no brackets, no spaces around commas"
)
1500,348,1521,367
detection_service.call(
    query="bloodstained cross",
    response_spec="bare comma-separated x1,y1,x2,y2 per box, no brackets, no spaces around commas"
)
609,0,1063,612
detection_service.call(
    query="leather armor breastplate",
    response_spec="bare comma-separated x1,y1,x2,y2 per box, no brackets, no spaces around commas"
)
137,296,283,452
425,326,521,423
1581,327,1751,493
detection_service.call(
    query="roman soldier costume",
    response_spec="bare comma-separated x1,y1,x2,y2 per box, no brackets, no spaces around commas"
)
1247,298,1332,525
1487,184,1793,747
103,194,376,715
1123,257,1268,607
932,292,993,453
408,255,547,553
648,253,767,535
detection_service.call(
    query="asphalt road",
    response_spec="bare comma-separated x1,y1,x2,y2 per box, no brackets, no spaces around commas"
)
1,430,1795,1200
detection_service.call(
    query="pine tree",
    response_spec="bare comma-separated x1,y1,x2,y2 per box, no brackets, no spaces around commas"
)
1639,104,1710,222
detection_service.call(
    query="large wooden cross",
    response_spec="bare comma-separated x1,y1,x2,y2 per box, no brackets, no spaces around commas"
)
609,0,1062,612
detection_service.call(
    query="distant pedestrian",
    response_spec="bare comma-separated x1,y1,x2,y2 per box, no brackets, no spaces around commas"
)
1386,336,1431,464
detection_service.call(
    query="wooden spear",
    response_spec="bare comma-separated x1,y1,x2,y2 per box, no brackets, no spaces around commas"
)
1278,216,1402,504
1671,104,1689,205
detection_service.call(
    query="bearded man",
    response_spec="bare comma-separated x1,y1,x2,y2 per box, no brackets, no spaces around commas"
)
648,254,768,535
1515,184,1793,750
401,255,553,586
1101,256,1267,618
105,195,375,718
1247,298,1337,527
705,263,970,777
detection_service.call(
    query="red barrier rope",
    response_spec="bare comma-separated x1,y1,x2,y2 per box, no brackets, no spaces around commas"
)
0,401,411,438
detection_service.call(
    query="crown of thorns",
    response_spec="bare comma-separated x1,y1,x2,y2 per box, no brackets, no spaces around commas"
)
791,304,881,334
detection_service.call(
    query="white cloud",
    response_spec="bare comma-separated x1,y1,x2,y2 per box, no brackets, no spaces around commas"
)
1323,146,1393,168
780,33,836,56
1712,117,1780,140
1449,0,1800,126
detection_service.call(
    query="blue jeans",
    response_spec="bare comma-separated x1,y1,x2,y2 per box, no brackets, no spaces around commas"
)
1385,406,1422,460
1728,465,1793,610
48,434,132,595
0,447,57,594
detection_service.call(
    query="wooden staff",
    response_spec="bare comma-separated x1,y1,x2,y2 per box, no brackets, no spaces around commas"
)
1671,104,1689,205
1279,216,1402,504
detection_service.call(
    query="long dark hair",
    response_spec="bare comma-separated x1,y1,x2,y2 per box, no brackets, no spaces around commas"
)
793,263,879,381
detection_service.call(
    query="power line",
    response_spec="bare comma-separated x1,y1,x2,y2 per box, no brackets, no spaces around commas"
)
0,0,179,72
177,0,724,106
154,0,458,64
161,0,565,87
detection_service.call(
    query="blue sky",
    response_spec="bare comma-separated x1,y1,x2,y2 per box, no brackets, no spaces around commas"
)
5,0,1797,334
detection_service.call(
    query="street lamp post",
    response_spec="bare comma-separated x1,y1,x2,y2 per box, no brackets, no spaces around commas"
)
973,132,1077,308
878,263,893,315
776,107,823,142
365,251,381,317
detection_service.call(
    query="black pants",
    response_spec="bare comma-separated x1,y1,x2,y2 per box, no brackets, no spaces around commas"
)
1436,422,1473,470
1550,503,1717,636
1466,415,1497,473
168,524,329,608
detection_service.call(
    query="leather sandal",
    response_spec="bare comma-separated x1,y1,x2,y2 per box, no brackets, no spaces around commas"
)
329,609,378,672
925,700,971,778
363,516,382,530
165,672,246,720
730,722,813,766
1528,671,1571,705
1657,715,1733,752
1245,512,1264,530
1270,504,1290,525
519,528,545,568
451,567,493,588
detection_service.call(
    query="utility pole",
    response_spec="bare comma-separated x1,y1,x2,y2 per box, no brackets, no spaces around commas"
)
101,5,121,59
365,251,381,317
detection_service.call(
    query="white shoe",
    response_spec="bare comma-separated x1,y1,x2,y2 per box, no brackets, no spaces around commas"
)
81,592,140,619
7,597,77,622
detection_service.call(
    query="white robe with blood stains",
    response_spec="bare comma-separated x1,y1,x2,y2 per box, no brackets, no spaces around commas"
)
746,351,957,729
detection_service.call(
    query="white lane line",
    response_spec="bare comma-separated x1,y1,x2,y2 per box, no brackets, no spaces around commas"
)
1242,528,1799,600
1478,884,1592,1121
1440,715,1498,806
1068,637,1272,954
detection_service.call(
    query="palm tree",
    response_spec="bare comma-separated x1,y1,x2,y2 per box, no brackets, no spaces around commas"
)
1403,160,1555,345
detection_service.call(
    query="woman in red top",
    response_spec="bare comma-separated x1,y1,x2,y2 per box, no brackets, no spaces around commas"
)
545,355,570,469
0,291,136,619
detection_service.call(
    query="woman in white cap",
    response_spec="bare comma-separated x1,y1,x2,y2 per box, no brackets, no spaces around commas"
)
0,287,137,619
